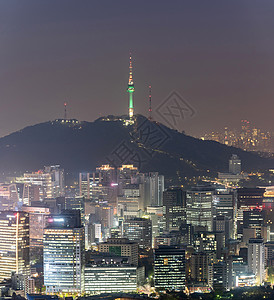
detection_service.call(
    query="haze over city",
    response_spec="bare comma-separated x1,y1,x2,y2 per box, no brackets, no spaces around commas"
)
1,2,274,300
1,1,274,137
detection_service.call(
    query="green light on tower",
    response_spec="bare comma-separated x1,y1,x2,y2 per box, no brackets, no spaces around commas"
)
127,55,134,118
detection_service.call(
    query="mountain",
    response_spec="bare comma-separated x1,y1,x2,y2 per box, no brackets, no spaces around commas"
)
0,115,272,179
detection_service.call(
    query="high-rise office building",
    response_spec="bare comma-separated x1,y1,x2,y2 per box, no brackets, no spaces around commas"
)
237,188,265,238
209,262,229,291
187,186,214,231
190,252,215,283
43,211,85,293
163,187,186,231
21,206,50,247
79,166,117,203
154,246,186,291
213,215,233,244
123,218,152,249
0,211,30,282
229,154,241,175
243,209,265,238
146,206,164,247
139,172,164,209
213,191,235,220
117,185,140,219
19,171,53,201
248,238,265,284
44,165,65,198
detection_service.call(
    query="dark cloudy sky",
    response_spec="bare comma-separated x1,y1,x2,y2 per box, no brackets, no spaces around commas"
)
0,0,274,137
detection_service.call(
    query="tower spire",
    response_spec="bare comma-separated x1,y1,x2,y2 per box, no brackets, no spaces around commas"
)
127,53,135,118
64,102,67,120
148,85,152,120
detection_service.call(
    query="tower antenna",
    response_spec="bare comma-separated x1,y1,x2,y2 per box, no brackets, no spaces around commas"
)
127,53,135,118
64,102,67,120
148,85,152,120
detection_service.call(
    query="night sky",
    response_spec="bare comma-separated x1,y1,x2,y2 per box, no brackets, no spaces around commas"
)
0,1,274,137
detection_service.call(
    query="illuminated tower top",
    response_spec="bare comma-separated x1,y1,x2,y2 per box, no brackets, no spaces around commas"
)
127,54,135,118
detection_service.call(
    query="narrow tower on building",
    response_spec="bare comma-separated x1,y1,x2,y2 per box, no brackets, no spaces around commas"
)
148,85,152,120
127,54,135,118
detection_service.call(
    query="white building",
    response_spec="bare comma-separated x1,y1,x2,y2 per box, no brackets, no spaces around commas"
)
248,238,265,284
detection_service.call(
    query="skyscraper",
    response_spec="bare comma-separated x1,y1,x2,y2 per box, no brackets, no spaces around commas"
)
21,206,50,248
43,211,85,293
18,171,53,202
248,238,265,284
44,165,65,198
123,218,152,249
163,187,186,231
0,211,30,282
154,246,186,291
187,186,214,231
139,172,164,209
237,188,265,238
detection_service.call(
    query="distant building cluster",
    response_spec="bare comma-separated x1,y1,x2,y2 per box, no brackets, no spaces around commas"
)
0,155,274,298
201,120,272,153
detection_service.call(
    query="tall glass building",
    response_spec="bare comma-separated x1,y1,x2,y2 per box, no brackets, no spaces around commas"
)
0,211,30,282
186,186,214,231
43,211,84,293
154,246,186,291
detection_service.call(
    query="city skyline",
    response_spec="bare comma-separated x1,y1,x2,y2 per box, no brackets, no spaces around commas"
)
0,1,274,137
1,2,274,298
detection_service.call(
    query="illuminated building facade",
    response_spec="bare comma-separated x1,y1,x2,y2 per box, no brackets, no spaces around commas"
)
43,211,85,293
248,238,265,284
154,246,186,291
139,172,165,209
79,165,117,202
236,188,265,238
213,191,235,220
21,206,50,247
209,262,229,291
18,172,53,202
194,232,217,253
163,187,186,231
190,252,215,283
44,165,65,198
123,218,152,249
0,183,19,207
186,186,214,231
0,211,30,282
99,238,138,266
84,254,137,294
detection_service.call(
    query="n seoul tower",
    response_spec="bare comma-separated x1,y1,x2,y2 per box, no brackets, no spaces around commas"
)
127,54,135,118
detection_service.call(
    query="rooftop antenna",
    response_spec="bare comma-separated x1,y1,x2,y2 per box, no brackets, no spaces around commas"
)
64,102,67,120
148,85,152,120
